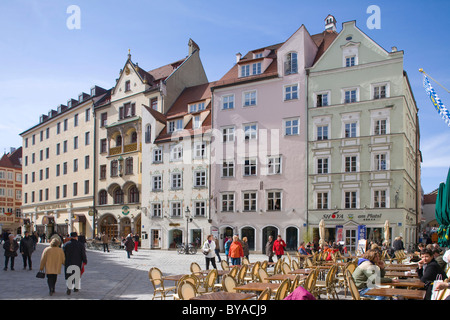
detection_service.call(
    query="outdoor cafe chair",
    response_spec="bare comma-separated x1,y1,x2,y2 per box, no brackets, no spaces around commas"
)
290,274,302,292
258,287,272,300
315,264,339,299
281,262,292,275
228,265,239,279
222,274,238,293
261,260,268,271
237,264,249,285
198,269,218,294
274,279,291,300
148,267,176,300
173,275,198,300
245,261,261,283
178,280,197,300
190,262,202,275
292,259,300,271
221,260,230,271
303,268,319,295
345,269,370,300
258,268,270,284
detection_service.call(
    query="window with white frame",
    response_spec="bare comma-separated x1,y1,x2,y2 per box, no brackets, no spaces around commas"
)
243,91,257,107
170,201,182,217
374,153,387,171
252,62,262,75
243,191,257,211
284,118,299,136
344,88,358,103
267,156,281,175
244,123,257,140
317,125,329,140
221,193,234,212
153,148,163,163
222,160,234,177
345,56,356,67
267,191,281,211
372,83,389,99
316,92,329,107
316,192,329,209
222,126,235,142
168,119,183,133
374,189,387,208
244,158,257,176
241,64,250,77
317,157,329,174
193,115,201,129
170,144,183,161
222,94,234,110
189,102,205,113
344,155,357,172
194,201,206,216
152,175,162,191
284,84,298,101
285,52,298,75
171,172,182,189
344,122,357,138
374,119,387,135
344,191,358,209
193,141,206,159
152,203,162,217
194,170,206,187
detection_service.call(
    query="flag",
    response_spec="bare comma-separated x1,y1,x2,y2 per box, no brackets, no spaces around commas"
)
423,74,450,127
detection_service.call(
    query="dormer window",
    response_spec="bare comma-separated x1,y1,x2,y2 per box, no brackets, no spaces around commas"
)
168,119,183,133
78,94,84,102
241,65,250,77
189,102,206,113
285,52,298,75
254,52,263,59
240,62,262,77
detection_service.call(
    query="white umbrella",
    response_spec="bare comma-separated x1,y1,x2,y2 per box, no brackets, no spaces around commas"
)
319,219,326,247
384,220,390,245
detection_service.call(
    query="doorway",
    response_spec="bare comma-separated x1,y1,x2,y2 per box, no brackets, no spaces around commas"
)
241,227,255,251
151,229,161,249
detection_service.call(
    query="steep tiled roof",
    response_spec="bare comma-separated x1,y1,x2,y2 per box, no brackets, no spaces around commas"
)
0,147,22,169
311,29,339,64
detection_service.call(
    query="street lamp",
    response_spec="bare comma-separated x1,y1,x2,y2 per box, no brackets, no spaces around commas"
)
185,206,191,254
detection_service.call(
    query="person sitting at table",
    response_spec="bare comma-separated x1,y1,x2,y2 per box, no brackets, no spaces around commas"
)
417,248,448,300
433,279,450,300
298,241,309,256
352,249,397,300
433,247,447,272
228,235,244,266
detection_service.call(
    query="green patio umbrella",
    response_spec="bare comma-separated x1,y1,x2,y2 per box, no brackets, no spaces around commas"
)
436,168,450,247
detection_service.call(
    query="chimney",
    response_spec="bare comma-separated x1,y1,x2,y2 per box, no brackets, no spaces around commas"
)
391,46,398,52
188,38,200,55
236,52,242,63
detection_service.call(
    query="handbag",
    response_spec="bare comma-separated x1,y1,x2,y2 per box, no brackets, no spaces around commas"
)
431,274,444,300
202,242,210,256
36,270,45,279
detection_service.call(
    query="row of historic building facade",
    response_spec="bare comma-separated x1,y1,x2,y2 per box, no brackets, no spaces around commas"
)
19,16,422,253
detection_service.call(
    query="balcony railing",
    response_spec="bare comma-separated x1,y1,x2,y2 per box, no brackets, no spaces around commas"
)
109,143,139,156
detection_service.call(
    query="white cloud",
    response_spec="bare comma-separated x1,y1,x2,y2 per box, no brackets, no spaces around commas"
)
421,132,450,168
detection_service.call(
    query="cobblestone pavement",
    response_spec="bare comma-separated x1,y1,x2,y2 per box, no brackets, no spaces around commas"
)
0,243,352,300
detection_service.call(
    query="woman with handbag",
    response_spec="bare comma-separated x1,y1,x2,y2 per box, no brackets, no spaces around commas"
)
202,234,217,270
39,238,65,296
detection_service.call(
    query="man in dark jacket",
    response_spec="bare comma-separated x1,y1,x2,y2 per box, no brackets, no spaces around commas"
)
417,248,447,300
3,234,18,271
63,232,87,295
393,236,404,251
20,231,35,270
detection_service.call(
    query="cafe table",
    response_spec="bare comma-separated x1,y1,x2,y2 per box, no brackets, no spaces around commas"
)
265,274,307,282
388,279,425,289
385,271,419,278
385,264,417,271
365,287,426,300
235,282,281,293
191,291,257,300
289,268,312,275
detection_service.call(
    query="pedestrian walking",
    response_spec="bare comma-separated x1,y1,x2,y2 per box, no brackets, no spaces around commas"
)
213,236,221,262
202,234,217,270
63,232,88,295
39,237,65,296
124,234,134,259
242,237,250,262
224,236,232,264
3,234,18,271
134,233,139,252
20,231,35,270
101,233,110,252
228,235,244,266
273,235,286,261
265,235,274,263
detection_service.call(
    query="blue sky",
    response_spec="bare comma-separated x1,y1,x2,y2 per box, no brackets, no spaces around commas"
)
0,0,449,194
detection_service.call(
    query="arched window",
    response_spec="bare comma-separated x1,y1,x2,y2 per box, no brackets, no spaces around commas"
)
129,186,139,203
131,131,137,143
99,190,108,205
114,188,124,204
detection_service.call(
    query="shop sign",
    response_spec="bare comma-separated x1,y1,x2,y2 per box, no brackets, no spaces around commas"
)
336,225,344,242
358,213,382,222
357,225,366,241
122,205,130,215
322,212,344,221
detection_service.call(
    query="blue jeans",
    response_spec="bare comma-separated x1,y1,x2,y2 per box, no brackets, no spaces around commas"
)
231,257,241,266
359,287,388,300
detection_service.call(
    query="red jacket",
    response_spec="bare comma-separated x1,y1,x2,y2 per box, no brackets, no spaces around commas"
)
273,239,286,256
228,241,244,258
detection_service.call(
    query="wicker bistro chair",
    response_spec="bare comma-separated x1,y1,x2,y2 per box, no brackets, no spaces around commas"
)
303,268,319,295
228,265,239,279
281,262,292,275
178,280,198,300
198,269,218,294
221,260,230,271
345,269,370,300
244,261,261,283
274,279,291,300
291,259,300,271
261,260,268,271
257,268,270,284
258,287,272,300
315,264,339,299
236,264,249,285
337,261,357,297
173,274,200,300
190,262,202,275
148,267,176,300
290,275,302,292
221,274,238,293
